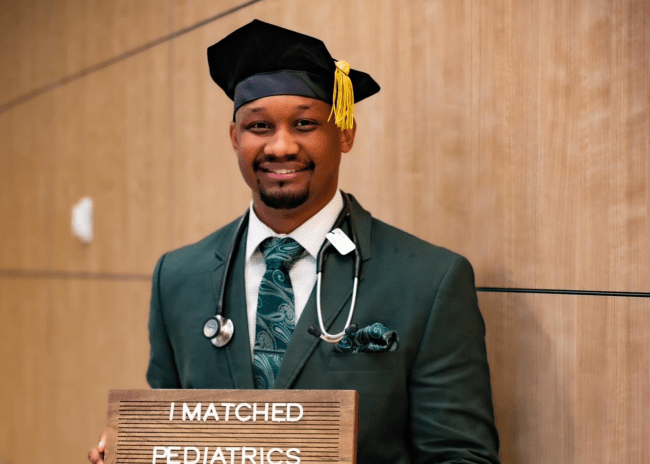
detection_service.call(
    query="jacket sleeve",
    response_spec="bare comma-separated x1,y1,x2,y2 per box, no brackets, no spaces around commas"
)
146,254,182,388
410,255,500,463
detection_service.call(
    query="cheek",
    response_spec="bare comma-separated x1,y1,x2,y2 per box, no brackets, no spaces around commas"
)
237,154,254,180
311,132,342,163
235,136,259,165
317,155,341,172
235,146,258,187
312,154,342,192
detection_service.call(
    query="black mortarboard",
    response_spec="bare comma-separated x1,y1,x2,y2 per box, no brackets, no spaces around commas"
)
207,19,380,130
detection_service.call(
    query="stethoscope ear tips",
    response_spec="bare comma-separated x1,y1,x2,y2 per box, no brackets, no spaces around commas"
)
307,325,322,337
345,323,358,335
309,323,358,339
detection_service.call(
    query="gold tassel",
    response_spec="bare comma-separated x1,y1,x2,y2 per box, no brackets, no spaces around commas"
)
328,60,355,130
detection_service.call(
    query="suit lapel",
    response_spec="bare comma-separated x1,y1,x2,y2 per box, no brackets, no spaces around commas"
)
274,194,373,389
212,216,255,389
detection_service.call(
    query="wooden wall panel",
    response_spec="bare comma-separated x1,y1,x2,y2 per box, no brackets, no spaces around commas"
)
0,0,171,109
0,279,49,464
337,0,649,293
48,44,172,275
172,0,256,32
0,0,49,106
47,0,171,94
47,279,151,464
575,296,650,463
0,279,150,464
0,93,53,269
480,292,650,463
498,0,650,293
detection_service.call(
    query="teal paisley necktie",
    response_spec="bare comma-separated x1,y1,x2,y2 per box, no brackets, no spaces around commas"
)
252,237,305,389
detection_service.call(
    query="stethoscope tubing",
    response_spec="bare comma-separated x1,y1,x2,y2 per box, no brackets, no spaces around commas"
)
204,191,360,346
315,273,359,343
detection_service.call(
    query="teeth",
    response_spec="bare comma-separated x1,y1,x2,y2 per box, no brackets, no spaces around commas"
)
273,169,296,174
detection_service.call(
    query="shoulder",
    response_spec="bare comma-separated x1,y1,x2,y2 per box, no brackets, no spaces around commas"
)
347,193,474,291
348,193,466,267
370,213,471,270
370,217,463,262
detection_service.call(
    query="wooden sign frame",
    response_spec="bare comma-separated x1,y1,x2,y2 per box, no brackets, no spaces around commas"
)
106,389,358,464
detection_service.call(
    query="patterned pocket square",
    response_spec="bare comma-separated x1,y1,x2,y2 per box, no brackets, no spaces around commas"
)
334,322,399,353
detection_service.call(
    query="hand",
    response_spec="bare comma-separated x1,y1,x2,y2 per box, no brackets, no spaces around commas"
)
88,432,106,464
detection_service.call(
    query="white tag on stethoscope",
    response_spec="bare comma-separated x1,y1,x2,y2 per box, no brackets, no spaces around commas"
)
326,228,356,255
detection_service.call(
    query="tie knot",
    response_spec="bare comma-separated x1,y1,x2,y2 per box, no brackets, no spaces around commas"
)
261,237,305,271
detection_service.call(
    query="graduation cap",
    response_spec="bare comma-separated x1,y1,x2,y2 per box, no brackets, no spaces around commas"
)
207,19,380,130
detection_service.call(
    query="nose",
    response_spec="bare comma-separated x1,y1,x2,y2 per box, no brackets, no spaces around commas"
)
265,126,298,157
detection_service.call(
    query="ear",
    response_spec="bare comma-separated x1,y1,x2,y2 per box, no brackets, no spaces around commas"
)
229,121,239,152
339,118,357,153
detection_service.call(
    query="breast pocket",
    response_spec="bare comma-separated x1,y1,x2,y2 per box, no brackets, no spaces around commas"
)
327,351,399,371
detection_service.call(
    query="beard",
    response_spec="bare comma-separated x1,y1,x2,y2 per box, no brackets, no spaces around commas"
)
258,182,310,209
253,155,314,209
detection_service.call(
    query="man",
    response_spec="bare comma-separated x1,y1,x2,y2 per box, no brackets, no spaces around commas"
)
89,19,499,464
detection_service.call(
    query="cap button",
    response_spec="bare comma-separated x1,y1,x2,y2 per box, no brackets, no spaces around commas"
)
335,60,351,76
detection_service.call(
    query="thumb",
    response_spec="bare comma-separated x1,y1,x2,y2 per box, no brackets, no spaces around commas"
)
98,434,106,452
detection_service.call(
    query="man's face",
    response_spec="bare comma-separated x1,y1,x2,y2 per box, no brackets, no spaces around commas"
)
230,95,355,222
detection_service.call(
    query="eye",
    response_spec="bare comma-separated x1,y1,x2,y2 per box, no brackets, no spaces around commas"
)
246,121,271,132
295,119,318,131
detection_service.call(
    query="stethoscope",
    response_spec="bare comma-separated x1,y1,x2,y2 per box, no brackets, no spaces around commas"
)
203,192,361,348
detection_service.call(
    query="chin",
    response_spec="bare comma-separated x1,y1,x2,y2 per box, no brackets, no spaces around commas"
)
259,187,309,210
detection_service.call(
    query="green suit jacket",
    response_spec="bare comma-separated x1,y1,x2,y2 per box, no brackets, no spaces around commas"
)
147,195,499,463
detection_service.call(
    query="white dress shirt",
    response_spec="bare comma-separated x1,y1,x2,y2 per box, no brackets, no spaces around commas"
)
244,190,344,353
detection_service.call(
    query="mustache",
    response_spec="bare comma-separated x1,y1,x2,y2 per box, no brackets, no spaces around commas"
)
253,155,315,171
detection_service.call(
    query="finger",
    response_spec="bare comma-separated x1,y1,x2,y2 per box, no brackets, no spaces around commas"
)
88,447,104,464
98,435,106,452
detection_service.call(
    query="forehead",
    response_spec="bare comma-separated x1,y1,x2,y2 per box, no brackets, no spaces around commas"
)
235,95,331,119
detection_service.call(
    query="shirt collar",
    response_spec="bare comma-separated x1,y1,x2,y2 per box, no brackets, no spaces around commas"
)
245,190,344,261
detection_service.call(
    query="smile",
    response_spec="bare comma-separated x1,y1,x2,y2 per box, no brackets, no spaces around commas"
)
261,168,308,180
256,160,314,177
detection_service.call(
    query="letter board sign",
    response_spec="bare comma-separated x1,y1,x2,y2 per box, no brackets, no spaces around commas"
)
105,389,358,464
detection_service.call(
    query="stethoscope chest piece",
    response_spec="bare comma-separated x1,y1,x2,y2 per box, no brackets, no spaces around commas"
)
203,315,234,347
